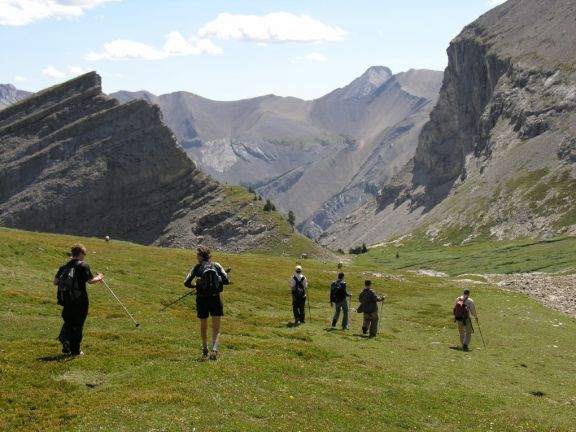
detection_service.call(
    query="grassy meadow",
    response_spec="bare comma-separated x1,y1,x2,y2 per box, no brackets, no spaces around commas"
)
1,228,575,431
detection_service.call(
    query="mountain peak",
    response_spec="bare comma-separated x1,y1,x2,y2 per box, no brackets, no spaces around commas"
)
332,66,393,100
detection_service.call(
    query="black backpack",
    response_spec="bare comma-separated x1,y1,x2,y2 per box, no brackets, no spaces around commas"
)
330,280,346,303
293,276,306,299
57,263,81,305
197,264,223,296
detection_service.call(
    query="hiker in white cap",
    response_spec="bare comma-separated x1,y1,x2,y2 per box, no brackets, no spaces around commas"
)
453,288,478,351
290,265,308,325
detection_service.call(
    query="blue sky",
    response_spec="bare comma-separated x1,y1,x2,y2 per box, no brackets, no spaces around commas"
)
0,0,506,100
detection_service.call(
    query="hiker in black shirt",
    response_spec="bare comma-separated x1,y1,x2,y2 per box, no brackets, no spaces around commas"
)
183,245,229,360
53,243,103,356
290,265,308,325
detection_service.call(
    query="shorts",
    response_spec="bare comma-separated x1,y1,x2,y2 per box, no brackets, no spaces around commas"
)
196,295,224,319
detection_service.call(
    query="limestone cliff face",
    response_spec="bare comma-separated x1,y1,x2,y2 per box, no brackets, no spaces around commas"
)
322,0,576,249
0,73,295,251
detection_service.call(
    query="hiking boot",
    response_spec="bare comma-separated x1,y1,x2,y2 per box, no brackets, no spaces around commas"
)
362,327,368,335
71,351,84,356
61,341,71,355
209,350,218,361
462,344,469,351
331,320,337,327
202,347,209,358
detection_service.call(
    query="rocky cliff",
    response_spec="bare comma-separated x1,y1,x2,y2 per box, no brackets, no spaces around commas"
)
0,73,305,252
0,84,31,110
322,0,576,249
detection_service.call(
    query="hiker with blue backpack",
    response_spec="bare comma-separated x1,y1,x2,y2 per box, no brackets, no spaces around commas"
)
53,243,103,356
330,272,352,330
290,265,308,325
184,245,229,360
453,288,478,351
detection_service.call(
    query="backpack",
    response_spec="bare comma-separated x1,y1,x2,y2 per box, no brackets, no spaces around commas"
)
293,276,306,299
330,280,346,303
57,263,81,305
197,263,222,296
453,297,469,322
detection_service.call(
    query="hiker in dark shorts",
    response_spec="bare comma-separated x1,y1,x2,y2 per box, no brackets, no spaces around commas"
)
53,243,103,356
358,280,385,338
184,246,229,360
290,265,308,325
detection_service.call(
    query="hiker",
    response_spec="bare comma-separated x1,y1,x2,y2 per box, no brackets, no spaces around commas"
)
453,288,478,351
290,265,308,325
330,272,352,329
53,243,103,356
358,280,385,337
184,245,229,360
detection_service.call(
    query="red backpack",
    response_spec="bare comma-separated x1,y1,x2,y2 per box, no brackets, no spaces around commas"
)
453,297,469,322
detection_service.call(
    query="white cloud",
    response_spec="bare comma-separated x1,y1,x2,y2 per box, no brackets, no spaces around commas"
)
42,65,66,78
0,0,118,26
198,12,346,43
487,0,507,6
15,75,27,81
68,65,88,75
163,31,222,55
305,52,327,62
86,32,223,61
85,39,167,61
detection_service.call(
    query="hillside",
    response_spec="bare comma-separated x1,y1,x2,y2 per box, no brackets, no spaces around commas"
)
112,67,443,238
0,73,317,254
322,0,576,249
1,228,575,431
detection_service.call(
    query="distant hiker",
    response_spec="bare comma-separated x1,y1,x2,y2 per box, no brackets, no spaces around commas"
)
358,280,385,338
53,243,103,356
330,272,352,329
453,288,478,351
104,235,110,242
290,265,308,325
184,245,229,360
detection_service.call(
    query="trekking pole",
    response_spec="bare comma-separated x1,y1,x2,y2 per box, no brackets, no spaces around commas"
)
102,279,140,327
160,287,196,312
306,287,312,321
476,318,486,348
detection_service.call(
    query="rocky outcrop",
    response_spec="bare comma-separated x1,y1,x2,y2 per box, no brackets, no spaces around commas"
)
322,0,576,249
0,73,298,252
0,84,31,110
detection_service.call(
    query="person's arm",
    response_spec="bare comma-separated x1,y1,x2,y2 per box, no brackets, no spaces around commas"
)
87,272,103,284
467,299,478,319
184,265,197,288
303,276,308,290
345,283,352,297
215,263,229,285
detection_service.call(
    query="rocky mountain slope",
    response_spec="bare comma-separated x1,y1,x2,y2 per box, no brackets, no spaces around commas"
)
322,0,576,249
0,84,31,110
0,73,309,253
112,67,443,238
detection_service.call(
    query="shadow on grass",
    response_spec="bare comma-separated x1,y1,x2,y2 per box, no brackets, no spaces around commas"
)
286,322,300,328
38,354,74,362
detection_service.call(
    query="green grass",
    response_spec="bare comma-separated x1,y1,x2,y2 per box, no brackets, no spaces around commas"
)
358,236,576,276
1,228,575,431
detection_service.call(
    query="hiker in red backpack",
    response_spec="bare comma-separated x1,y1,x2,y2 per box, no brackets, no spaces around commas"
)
453,288,478,351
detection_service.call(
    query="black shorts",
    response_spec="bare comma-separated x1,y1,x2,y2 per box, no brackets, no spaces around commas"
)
196,295,224,319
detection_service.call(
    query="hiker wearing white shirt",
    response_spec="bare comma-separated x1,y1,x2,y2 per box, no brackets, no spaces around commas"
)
453,288,478,351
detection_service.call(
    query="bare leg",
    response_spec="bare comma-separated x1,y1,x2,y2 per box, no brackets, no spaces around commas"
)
211,316,221,351
200,318,208,347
